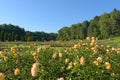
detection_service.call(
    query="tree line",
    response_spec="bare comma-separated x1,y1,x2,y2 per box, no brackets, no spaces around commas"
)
0,24,57,41
57,9,120,40
1,9,120,41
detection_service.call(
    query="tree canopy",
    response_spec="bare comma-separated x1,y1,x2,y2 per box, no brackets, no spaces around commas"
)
0,24,57,41
57,9,120,40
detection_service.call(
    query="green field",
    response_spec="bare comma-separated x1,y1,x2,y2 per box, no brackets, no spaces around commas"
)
0,37,120,80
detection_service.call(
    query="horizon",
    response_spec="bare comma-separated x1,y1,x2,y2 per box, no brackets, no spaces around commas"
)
0,0,120,33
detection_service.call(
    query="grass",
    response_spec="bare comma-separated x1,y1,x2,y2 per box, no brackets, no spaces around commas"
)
98,36,120,48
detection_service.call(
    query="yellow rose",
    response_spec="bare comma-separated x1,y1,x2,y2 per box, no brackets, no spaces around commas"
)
14,68,20,75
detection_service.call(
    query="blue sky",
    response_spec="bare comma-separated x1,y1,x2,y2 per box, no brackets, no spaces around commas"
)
0,0,120,33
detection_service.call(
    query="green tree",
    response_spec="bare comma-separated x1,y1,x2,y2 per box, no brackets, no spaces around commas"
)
81,21,89,39
7,33,11,41
110,9,120,36
27,36,33,41
57,27,70,41
15,34,18,41
12,32,15,41
88,16,100,38
4,33,7,41
0,31,4,41
99,13,112,39
70,24,81,40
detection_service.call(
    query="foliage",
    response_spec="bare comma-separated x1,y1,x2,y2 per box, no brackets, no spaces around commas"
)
0,24,57,41
57,9,120,40
0,37,120,79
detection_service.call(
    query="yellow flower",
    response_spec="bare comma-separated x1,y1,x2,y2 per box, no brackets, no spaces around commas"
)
4,57,8,62
15,60,19,64
112,47,116,51
0,51,4,56
91,37,95,40
32,52,37,56
58,77,64,80
59,52,63,58
33,56,39,63
73,44,78,49
31,62,39,77
106,64,111,70
100,45,104,48
97,57,102,63
111,73,115,76
11,47,17,53
67,62,73,70
73,61,78,67
116,48,120,53
106,49,109,53
105,62,111,70
64,50,67,53
90,40,97,46
61,66,64,69
37,47,42,53
65,58,69,63
86,36,90,41
80,56,85,65
82,43,87,46
105,62,110,65
52,53,57,59
93,60,99,66
117,50,120,53
14,68,20,75
0,73,5,80
13,53,18,58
